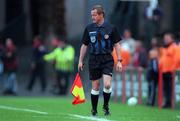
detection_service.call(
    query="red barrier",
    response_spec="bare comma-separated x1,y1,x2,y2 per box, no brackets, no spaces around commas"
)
130,68,134,97
113,72,118,102
114,68,142,104
113,67,176,109
121,69,126,103
158,70,163,108
171,72,175,109
138,68,142,104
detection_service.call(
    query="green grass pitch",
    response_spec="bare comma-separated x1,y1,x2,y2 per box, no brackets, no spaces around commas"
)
0,97,179,121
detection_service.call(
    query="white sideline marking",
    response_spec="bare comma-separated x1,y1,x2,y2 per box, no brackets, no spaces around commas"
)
119,0,150,2
69,114,116,121
0,105,48,115
0,106,116,120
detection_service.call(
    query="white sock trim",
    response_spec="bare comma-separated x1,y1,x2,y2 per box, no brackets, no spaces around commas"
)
91,89,99,95
103,87,112,93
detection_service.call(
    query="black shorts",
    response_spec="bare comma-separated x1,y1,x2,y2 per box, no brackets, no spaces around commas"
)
88,54,114,80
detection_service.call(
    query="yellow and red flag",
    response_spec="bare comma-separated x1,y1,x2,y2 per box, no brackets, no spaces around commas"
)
70,73,85,105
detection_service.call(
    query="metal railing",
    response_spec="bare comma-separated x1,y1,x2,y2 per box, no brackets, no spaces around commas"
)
112,67,180,109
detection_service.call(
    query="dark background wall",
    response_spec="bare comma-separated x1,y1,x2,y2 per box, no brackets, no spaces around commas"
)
0,0,25,45
0,0,180,45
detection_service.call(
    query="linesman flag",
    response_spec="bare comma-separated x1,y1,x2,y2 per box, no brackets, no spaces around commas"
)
70,73,85,105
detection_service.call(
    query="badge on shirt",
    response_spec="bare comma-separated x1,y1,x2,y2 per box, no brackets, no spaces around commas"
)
104,34,109,39
89,31,97,43
90,36,96,43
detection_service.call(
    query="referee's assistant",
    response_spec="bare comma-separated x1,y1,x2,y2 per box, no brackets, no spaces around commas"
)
78,5,122,116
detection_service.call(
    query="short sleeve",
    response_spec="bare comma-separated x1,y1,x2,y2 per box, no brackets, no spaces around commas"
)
82,27,90,45
112,27,121,44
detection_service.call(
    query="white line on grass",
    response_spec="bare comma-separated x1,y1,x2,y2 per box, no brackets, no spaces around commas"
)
0,105,48,115
119,0,150,2
0,105,116,120
69,114,116,121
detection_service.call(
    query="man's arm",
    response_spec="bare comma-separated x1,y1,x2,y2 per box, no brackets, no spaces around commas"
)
78,44,88,71
114,42,121,61
43,49,57,62
114,42,122,71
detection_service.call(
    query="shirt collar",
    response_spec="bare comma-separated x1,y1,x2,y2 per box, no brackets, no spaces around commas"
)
93,21,108,28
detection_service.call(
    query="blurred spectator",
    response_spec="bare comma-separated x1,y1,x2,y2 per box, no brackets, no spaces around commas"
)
146,38,159,106
0,42,4,59
176,43,180,70
113,29,135,67
112,47,131,67
175,32,180,44
150,37,159,49
44,38,75,95
0,42,4,82
159,33,177,108
27,36,47,92
144,0,163,46
121,29,136,55
3,38,18,95
133,41,148,68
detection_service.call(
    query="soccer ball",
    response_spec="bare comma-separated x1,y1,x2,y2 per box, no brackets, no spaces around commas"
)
127,97,138,106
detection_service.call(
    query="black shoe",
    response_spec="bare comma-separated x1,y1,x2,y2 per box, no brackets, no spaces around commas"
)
91,109,98,116
3,89,11,95
3,90,17,96
103,105,111,116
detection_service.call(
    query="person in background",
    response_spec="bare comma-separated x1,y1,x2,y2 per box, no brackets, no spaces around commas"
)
112,46,131,67
121,29,136,56
133,40,148,68
113,29,134,67
176,43,180,70
150,37,159,50
159,33,177,108
3,38,18,95
27,36,47,92
44,38,75,95
0,42,4,83
146,37,159,106
144,0,163,46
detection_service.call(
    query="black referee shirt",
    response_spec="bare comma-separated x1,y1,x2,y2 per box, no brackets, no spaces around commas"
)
82,21,121,55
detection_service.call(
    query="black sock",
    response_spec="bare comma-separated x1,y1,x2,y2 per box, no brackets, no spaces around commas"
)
91,94,99,111
103,91,111,107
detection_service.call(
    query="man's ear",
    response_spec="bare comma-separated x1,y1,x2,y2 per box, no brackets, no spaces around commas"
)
100,14,104,18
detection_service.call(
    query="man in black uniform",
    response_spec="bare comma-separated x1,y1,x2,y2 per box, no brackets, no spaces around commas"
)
78,5,122,116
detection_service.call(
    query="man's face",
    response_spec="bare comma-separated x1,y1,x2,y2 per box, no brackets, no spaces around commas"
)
6,39,13,48
51,38,59,47
91,9,103,24
151,38,158,47
33,38,41,48
124,30,131,39
164,34,173,45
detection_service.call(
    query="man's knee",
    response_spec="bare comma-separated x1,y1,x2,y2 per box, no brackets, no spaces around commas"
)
104,82,111,89
92,80,100,91
92,85,100,91
103,74,112,90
